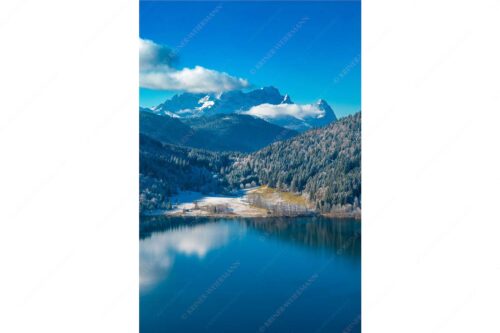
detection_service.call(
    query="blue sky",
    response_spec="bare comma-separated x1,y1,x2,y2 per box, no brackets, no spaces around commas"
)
140,1,360,117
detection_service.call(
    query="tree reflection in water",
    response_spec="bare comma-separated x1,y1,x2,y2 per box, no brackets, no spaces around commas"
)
140,216,360,257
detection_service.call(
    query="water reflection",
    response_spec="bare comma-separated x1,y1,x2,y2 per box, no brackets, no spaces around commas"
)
140,217,361,333
141,216,360,256
242,217,361,256
140,221,241,290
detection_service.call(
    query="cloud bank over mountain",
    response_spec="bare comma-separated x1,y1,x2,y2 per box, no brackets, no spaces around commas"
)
139,38,249,93
243,103,324,121
241,100,336,131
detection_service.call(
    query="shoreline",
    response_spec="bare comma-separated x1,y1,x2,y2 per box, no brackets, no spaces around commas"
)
143,211,361,220
141,188,360,220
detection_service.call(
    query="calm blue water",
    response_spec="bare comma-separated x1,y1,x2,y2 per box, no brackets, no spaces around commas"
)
140,217,361,333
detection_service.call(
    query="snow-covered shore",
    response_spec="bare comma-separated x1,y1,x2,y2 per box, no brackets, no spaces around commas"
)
163,188,270,218
142,186,360,219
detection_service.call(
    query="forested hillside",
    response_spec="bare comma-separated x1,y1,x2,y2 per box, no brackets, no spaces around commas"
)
139,134,237,212
226,112,361,214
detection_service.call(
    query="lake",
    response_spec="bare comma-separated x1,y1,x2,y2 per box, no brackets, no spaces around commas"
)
140,216,361,333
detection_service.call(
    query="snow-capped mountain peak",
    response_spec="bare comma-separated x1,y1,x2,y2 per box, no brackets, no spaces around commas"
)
144,87,337,131
281,94,293,104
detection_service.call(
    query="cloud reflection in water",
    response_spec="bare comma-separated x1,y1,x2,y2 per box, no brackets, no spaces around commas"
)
140,222,239,290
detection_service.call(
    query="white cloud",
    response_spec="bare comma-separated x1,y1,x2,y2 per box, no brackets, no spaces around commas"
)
141,65,249,93
139,38,176,70
242,103,325,120
140,38,249,93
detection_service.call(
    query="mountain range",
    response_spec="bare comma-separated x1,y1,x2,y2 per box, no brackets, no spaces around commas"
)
143,86,337,131
139,85,358,216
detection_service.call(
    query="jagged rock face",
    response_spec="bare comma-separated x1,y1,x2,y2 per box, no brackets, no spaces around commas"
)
307,99,337,128
153,93,206,113
148,86,337,131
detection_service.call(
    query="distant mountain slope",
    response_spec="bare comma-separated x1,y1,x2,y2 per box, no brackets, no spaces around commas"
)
184,114,298,152
226,112,361,214
148,86,337,131
140,111,202,146
140,111,298,152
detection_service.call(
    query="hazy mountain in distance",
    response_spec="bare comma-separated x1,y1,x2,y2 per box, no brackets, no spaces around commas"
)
139,111,201,146
185,114,298,152
140,111,298,153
